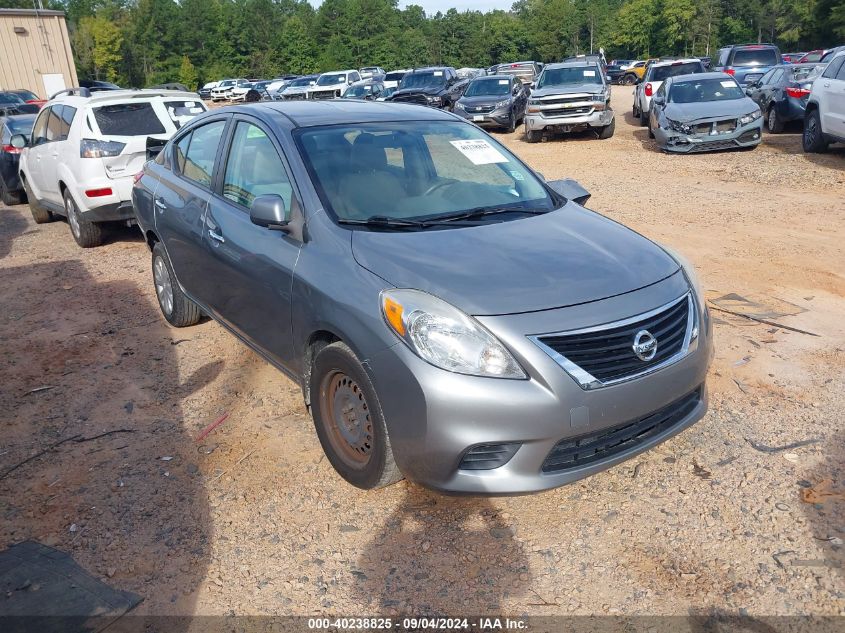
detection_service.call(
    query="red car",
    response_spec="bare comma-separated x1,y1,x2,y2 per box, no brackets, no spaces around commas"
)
797,50,826,63
6,89,46,108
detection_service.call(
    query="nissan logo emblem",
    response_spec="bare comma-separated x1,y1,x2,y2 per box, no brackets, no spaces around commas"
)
632,329,657,361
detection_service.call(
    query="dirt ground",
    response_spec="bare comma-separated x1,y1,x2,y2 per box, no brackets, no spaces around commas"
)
1,89,844,619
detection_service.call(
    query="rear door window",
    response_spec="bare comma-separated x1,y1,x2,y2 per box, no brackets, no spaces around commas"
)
651,62,703,82
93,102,166,136
823,56,845,79
176,120,226,187
731,48,779,66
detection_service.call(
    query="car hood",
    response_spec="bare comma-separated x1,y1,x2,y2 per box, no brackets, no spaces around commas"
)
350,204,680,316
665,97,758,121
283,86,309,94
309,83,345,91
459,95,510,107
532,83,604,98
391,85,446,97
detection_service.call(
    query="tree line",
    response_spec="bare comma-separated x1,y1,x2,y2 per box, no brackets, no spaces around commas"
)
2,0,842,89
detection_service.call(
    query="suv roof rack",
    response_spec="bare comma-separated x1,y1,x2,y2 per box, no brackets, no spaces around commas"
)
49,87,91,100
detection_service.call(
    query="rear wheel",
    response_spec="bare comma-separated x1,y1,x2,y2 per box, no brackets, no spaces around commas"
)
152,242,202,327
766,106,784,133
803,108,828,153
310,341,402,489
0,179,22,206
639,105,649,127
622,74,637,85
648,116,655,139
64,189,103,248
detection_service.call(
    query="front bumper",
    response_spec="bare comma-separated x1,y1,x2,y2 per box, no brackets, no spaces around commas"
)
454,106,513,127
366,273,713,494
655,118,763,153
524,104,612,133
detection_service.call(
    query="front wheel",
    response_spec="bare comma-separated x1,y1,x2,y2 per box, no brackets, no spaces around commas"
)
525,127,542,143
23,177,52,223
310,341,402,489
506,111,516,133
803,108,828,153
64,189,103,248
152,242,202,327
598,116,615,139
622,74,637,86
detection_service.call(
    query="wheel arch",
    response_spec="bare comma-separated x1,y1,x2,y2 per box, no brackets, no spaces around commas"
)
301,329,343,406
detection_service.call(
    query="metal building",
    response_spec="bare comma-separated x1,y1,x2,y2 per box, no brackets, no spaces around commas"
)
0,8,78,99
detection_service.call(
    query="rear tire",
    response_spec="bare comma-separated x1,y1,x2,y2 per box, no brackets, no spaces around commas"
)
648,116,655,139
597,116,615,139
64,189,103,248
152,242,202,327
310,341,403,489
803,108,828,153
766,106,784,133
622,74,637,85
639,105,649,127
23,177,52,223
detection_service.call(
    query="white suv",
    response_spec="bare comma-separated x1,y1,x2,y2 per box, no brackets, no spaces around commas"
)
13,88,206,247
803,50,845,152
633,59,705,126
307,70,361,100
210,79,249,102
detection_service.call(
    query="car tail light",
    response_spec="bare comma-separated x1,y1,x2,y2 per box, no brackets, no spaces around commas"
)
786,86,811,98
2,144,20,155
85,188,113,197
133,171,144,185
645,83,653,97
724,68,735,75
80,139,125,158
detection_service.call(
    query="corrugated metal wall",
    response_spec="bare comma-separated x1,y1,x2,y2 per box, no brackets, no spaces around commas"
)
0,10,78,99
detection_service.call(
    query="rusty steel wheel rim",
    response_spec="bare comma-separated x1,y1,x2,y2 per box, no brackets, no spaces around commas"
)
321,371,373,468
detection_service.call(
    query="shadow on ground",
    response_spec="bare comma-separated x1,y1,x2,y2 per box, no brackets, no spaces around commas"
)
354,485,531,614
0,257,213,623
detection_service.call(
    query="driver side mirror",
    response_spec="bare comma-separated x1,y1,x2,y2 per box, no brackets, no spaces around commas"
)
10,134,28,149
545,178,591,206
250,194,289,231
652,95,665,106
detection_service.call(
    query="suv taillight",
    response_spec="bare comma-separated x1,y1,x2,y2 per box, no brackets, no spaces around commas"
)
80,139,125,158
785,87,811,98
724,68,735,76
645,83,653,97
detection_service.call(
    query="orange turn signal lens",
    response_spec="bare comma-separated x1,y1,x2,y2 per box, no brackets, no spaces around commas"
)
382,296,405,336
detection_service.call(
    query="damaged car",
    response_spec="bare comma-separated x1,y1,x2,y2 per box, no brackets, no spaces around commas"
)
387,67,468,110
648,73,762,153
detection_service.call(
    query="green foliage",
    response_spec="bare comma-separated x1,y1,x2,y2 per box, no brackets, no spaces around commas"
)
179,55,199,90
16,0,837,87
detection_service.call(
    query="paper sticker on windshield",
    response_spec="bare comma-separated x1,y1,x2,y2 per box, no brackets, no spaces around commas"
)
433,71,443,76
721,80,735,88
499,80,509,85
450,139,508,165
510,170,525,181
583,70,596,77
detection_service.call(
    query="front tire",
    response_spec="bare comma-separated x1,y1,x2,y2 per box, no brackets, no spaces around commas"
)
310,341,402,490
622,74,637,85
803,108,828,153
767,106,784,133
506,111,516,133
23,177,52,223
152,242,202,327
525,127,542,143
64,189,103,248
598,116,616,139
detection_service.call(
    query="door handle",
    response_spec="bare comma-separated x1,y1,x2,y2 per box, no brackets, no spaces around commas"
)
207,229,225,243
154,199,167,212
824,82,831,87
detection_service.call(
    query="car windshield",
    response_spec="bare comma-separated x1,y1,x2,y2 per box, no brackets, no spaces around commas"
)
537,66,601,88
669,78,744,103
288,77,314,87
385,72,406,82
498,64,534,75
790,64,825,81
0,93,24,105
732,48,779,66
400,71,446,89
7,115,36,134
464,79,510,97
13,90,38,101
650,62,702,81
345,84,375,97
296,121,553,225
219,80,235,87
317,74,346,86
381,87,396,98
93,102,166,136
802,52,823,62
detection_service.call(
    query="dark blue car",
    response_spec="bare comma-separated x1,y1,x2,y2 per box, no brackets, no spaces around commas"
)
712,44,783,86
1,114,36,205
745,63,826,133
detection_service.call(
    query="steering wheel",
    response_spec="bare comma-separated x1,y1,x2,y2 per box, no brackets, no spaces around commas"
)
422,179,456,197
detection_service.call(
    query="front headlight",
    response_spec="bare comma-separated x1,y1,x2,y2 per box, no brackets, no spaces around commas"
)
381,289,527,379
667,118,693,134
528,98,540,106
738,109,762,125
454,101,466,110
494,99,510,109
426,95,442,105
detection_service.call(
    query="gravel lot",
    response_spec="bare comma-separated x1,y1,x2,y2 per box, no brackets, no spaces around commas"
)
1,89,843,619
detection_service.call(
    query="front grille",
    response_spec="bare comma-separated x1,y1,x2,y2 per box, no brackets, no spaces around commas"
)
544,106,592,117
536,294,690,384
691,119,736,135
689,140,739,153
311,90,337,100
284,94,306,100
392,94,428,106
539,96,589,106
459,443,521,470
541,387,702,473
468,105,494,113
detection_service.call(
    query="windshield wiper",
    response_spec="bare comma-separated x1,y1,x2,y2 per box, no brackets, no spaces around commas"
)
427,205,551,223
337,216,429,230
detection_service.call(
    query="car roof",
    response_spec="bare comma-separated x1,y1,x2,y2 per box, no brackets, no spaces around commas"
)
226,100,458,128
667,71,738,83
650,58,702,68
320,70,358,75
50,89,201,106
543,61,600,70
348,78,383,86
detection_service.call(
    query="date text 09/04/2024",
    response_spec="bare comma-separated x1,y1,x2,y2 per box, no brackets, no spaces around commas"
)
307,617,528,630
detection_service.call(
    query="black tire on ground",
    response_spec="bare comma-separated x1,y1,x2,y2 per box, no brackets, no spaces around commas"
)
648,118,655,139
632,103,639,118
639,106,649,127
23,177,52,224
310,341,403,489
64,189,103,248
506,111,516,133
1,179,22,206
151,241,202,327
598,116,616,139
766,106,784,133
803,108,828,153
525,128,542,143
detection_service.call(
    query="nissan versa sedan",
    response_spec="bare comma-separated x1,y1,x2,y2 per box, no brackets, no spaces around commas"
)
649,73,763,153
132,101,712,494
